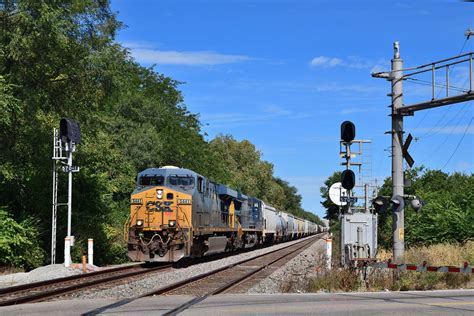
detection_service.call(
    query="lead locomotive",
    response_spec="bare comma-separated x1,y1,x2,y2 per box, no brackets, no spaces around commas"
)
126,166,320,262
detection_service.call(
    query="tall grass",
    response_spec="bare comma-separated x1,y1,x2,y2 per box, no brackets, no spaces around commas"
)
306,241,473,293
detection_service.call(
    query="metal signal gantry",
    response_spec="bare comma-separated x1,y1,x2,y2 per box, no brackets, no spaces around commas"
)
372,41,473,262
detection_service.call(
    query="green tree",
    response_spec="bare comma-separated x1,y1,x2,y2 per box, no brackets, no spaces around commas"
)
320,171,342,220
377,168,473,248
0,208,45,270
0,0,209,266
0,0,323,269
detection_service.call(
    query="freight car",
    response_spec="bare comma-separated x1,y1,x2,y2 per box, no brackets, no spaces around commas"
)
126,166,321,262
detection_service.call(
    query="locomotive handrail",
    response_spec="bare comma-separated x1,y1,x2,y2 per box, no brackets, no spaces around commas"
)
177,204,192,228
123,206,140,242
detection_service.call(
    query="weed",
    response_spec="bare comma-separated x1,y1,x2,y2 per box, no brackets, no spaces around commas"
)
307,242,473,292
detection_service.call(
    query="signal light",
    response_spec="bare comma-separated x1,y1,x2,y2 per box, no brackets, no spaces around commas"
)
340,121,356,143
391,195,405,213
60,118,81,144
410,198,425,212
372,196,389,214
341,169,356,190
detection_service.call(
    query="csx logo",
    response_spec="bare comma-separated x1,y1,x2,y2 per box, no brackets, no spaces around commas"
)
177,199,191,205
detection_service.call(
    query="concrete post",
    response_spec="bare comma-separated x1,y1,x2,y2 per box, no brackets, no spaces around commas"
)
391,41,405,262
64,237,71,267
88,239,94,265
325,236,332,270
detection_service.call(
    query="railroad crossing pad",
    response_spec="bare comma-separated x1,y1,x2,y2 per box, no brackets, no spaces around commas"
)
0,290,473,315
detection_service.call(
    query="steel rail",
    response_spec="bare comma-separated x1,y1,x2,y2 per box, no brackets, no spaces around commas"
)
0,263,172,306
212,237,317,294
0,263,143,296
141,234,323,316
142,235,320,297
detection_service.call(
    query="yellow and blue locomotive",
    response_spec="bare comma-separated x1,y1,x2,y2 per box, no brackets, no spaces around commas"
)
127,166,263,262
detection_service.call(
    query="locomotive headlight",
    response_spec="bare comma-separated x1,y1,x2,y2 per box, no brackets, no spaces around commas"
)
168,220,176,227
136,219,144,227
156,189,163,199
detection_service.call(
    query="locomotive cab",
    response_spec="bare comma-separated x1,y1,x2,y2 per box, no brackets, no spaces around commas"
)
127,167,194,262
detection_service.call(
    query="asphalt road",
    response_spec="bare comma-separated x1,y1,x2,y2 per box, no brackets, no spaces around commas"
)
1,290,473,315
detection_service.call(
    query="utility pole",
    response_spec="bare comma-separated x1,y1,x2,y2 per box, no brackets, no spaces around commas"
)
372,39,473,262
390,42,405,262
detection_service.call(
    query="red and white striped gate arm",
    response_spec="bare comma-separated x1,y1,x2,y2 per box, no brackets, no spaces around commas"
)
372,261,473,273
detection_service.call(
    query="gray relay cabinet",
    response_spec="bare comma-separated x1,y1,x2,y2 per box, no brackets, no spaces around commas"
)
340,212,377,266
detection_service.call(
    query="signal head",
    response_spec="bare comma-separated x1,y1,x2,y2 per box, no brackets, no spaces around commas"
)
391,195,405,212
340,121,356,143
372,196,389,214
60,118,81,144
411,198,425,212
341,169,356,190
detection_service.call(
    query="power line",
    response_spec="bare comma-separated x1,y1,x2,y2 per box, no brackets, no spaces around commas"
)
441,116,473,169
412,35,471,132
425,103,471,157
419,101,471,139
405,77,468,93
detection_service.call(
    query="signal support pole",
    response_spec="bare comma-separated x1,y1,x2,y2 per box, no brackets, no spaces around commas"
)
391,42,405,262
373,38,473,263
64,142,74,267
67,143,73,239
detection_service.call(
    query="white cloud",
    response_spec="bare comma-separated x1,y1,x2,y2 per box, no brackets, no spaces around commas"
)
121,42,252,66
261,104,292,116
130,48,252,66
310,56,343,67
201,105,310,128
314,83,380,94
310,55,389,72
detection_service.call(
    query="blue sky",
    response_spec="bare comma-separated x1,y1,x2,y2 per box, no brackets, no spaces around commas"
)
110,0,473,218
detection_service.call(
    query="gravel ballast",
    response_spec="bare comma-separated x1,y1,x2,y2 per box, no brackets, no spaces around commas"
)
0,264,84,288
70,236,324,299
248,237,326,294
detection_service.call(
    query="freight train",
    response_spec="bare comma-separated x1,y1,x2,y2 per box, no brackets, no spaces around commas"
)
126,166,323,262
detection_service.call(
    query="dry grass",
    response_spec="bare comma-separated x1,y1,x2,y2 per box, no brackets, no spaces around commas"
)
0,266,24,275
378,241,474,266
403,241,474,266
306,242,473,293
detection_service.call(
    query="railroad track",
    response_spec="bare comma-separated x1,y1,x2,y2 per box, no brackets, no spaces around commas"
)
0,263,172,306
142,234,322,315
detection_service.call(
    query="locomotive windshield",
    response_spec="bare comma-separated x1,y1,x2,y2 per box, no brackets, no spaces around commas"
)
139,176,164,186
167,175,195,190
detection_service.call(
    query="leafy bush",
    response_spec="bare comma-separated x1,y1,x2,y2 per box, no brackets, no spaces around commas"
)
377,168,473,248
0,209,45,270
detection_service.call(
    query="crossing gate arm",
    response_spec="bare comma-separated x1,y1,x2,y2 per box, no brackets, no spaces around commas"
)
369,261,473,273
